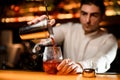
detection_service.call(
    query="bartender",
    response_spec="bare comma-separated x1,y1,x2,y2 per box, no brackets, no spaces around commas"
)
30,0,118,75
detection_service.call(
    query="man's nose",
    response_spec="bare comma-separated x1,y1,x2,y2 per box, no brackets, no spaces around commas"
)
86,15,91,24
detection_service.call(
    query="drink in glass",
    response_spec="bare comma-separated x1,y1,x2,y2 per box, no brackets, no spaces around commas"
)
43,45,63,74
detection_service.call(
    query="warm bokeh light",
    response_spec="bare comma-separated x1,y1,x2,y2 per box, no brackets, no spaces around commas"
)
63,2,80,10
18,17,26,22
25,16,36,21
105,9,116,16
38,6,46,11
57,13,73,19
74,11,80,18
117,1,120,5
19,9,25,14
104,2,109,6
29,7,35,12
116,10,120,15
1,0,120,23
109,1,114,5
10,5,15,9
14,6,20,12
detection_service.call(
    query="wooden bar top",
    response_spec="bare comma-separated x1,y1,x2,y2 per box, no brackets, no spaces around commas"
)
0,70,120,80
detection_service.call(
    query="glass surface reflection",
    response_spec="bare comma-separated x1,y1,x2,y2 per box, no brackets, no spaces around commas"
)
43,46,63,74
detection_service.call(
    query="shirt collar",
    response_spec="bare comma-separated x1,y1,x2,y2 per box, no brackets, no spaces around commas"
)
85,29,104,39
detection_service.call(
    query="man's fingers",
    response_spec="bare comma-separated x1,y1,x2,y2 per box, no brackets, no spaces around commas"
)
57,59,71,70
63,62,76,74
49,19,56,26
27,15,47,25
57,60,83,75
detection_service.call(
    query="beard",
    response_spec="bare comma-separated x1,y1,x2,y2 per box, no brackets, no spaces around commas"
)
82,24,99,34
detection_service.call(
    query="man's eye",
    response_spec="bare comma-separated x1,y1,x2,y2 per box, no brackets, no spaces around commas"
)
92,14,100,17
81,12,87,16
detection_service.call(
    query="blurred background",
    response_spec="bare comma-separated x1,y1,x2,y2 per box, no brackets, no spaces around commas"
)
0,0,120,72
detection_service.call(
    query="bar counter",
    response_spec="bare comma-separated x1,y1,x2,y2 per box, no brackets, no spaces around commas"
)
0,70,120,80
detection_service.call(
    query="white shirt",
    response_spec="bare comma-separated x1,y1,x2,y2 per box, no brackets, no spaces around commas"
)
53,22,118,73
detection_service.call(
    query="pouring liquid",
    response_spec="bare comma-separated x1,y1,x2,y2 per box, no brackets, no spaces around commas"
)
43,37,62,74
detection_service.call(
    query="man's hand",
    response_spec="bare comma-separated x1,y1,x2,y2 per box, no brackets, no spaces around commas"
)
32,38,53,53
27,15,55,27
28,15,55,53
57,59,83,74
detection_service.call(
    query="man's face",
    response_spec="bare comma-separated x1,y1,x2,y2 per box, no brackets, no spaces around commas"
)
80,4,103,34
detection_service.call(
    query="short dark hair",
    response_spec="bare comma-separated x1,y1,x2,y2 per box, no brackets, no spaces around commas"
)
80,0,105,15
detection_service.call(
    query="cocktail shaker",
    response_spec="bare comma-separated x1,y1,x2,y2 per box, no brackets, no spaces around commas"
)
19,18,53,40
